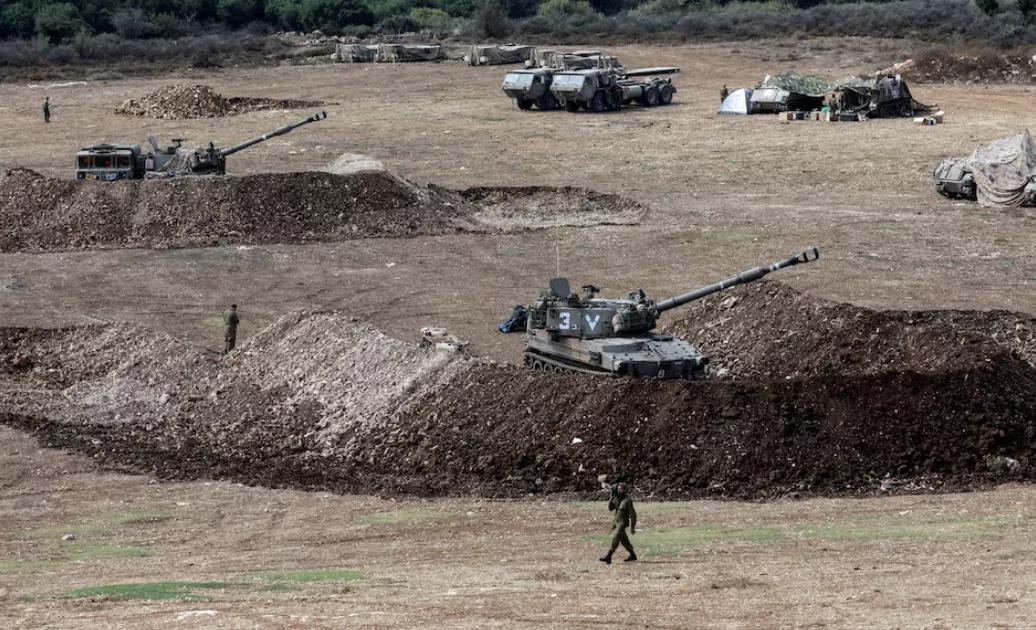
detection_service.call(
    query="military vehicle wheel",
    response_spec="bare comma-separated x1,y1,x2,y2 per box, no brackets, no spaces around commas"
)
516,98,534,110
565,100,581,113
658,85,674,105
639,87,660,107
536,92,558,110
531,359,546,372
589,91,607,113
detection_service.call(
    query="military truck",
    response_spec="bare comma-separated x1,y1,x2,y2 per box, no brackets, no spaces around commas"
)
523,247,820,379
549,66,679,113
501,51,614,111
74,111,327,180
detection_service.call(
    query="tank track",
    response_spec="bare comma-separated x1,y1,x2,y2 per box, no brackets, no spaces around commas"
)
523,351,613,376
523,350,709,380
523,350,708,380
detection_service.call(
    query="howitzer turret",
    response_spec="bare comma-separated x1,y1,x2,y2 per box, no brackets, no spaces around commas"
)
522,246,820,379
173,110,328,175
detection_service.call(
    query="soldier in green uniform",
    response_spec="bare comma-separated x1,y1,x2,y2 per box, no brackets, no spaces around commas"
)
720,84,729,105
600,482,637,564
223,304,240,354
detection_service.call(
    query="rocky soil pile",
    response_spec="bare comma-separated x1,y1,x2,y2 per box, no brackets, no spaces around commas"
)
667,282,1036,379
0,168,643,252
2,283,1035,500
115,84,325,119
890,52,1036,84
462,186,645,230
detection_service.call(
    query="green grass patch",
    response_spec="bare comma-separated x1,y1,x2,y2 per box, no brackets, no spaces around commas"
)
354,508,459,525
0,560,64,575
253,568,362,583
567,500,697,516
256,583,302,593
68,581,228,601
584,523,784,557
581,514,1013,557
101,509,175,526
64,542,152,560
793,515,1010,542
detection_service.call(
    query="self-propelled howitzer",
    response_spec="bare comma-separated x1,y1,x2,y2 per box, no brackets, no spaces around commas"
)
168,110,328,176
523,246,820,379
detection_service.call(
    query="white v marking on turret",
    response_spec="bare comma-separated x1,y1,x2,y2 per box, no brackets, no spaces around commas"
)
584,314,601,331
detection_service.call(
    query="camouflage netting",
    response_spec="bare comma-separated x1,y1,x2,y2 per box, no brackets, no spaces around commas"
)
964,131,1036,207
2,283,1036,499
115,84,325,119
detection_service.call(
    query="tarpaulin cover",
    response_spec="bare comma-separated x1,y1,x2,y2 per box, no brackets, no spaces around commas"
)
719,88,753,114
964,131,1036,206
466,45,535,66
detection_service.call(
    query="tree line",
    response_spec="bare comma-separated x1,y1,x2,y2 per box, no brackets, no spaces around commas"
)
1,0,1033,44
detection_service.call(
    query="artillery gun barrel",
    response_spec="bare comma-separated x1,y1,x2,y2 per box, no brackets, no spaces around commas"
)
218,111,327,157
655,246,820,313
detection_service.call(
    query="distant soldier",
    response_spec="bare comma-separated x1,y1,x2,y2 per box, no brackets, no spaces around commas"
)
720,84,729,104
599,482,637,564
43,97,50,123
223,304,240,354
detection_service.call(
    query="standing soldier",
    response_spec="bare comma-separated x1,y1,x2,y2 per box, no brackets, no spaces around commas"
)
720,84,729,105
43,97,50,123
599,482,637,564
223,304,240,354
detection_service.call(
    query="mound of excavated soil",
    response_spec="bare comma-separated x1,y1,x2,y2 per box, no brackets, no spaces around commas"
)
890,52,1036,84
462,186,645,230
2,283,1035,500
115,84,325,119
0,169,644,252
667,282,1036,379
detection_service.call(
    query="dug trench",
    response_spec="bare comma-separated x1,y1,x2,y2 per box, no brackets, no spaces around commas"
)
1,283,1035,500
0,168,644,252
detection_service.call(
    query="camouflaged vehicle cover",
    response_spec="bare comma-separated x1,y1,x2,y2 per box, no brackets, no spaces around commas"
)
466,45,535,66
964,131,1036,206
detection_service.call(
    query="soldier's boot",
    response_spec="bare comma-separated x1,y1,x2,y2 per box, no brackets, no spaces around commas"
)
598,554,612,565
624,553,638,562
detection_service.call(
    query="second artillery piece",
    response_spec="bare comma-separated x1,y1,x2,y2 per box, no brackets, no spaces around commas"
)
523,247,820,379
74,111,327,181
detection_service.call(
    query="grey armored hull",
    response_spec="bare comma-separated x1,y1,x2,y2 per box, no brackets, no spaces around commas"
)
524,330,708,379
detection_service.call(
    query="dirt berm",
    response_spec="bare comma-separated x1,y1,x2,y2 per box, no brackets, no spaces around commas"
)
0,168,644,252
2,283,1035,500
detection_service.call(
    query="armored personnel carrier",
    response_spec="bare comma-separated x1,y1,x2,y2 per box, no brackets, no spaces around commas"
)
523,247,820,379
549,65,679,112
75,111,327,180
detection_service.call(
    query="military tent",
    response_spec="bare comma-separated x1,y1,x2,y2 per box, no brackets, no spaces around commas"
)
719,88,753,115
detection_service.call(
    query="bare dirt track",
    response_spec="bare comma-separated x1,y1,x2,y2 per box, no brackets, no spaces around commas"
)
2,37,1036,627
4,426,1036,629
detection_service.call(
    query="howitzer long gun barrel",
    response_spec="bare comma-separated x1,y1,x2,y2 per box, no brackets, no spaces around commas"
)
219,111,327,157
655,246,820,313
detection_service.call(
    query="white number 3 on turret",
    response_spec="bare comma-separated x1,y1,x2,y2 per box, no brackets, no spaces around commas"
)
558,311,572,330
